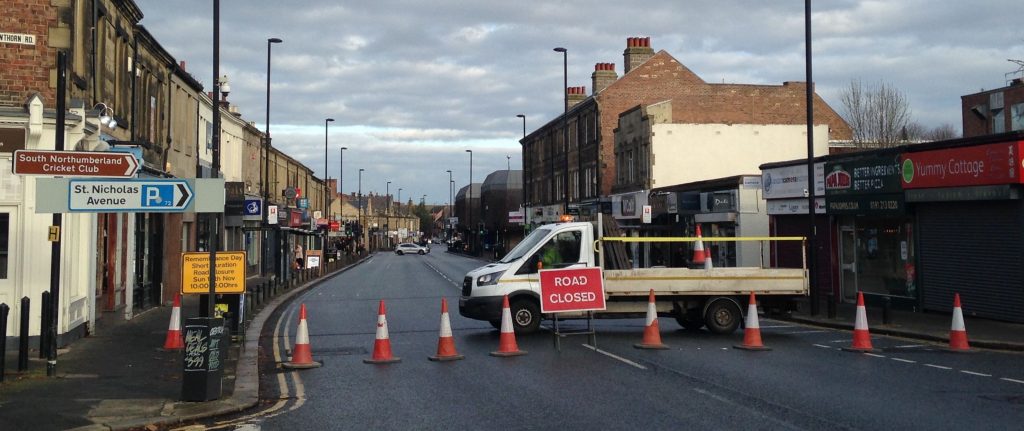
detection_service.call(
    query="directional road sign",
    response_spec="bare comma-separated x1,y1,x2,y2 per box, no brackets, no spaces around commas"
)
68,179,194,212
13,149,139,177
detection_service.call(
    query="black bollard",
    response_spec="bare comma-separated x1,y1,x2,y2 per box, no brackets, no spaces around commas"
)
19,297,29,371
0,303,8,381
39,292,49,359
882,296,892,325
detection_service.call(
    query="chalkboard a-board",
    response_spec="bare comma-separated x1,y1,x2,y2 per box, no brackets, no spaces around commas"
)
181,317,225,401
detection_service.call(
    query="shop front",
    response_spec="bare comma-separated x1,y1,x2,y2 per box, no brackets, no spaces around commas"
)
825,153,914,306
902,135,1024,322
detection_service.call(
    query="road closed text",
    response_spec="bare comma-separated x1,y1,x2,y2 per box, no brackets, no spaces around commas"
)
539,267,606,313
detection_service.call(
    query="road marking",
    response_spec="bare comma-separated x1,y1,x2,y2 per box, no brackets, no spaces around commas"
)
891,358,916,364
894,344,926,348
582,344,647,370
830,339,849,343
421,260,462,290
1000,378,1024,385
924,364,952,370
812,344,832,349
757,325,792,329
785,330,828,334
960,370,991,377
864,353,886,358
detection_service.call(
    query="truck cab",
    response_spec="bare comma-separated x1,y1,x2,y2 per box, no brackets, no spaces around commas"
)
459,222,595,332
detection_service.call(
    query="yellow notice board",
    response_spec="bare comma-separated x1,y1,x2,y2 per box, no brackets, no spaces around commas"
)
181,251,246,294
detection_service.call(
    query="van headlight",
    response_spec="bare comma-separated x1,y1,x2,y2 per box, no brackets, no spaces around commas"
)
476,271,505,286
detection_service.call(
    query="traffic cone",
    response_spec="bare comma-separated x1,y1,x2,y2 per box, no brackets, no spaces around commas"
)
734,292,770,351
283,304,322,369
949,293,972,352
704,248,714,270
634,290,669,349
364,300,401,364
692,225,706,265
842,292,879,353
429,298,465,361
162,294,184,350
490,295,527,357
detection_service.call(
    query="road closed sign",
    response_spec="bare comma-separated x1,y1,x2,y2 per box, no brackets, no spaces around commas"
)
539,267,606,313
181,251,246,294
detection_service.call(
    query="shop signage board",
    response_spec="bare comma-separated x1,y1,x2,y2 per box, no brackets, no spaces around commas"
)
539,267,606,313
762,162,826,199
180,251,246,294
13,149,139,177
267,205,278,224
901,141,1024,189
243,199,261,216
825,154,903,196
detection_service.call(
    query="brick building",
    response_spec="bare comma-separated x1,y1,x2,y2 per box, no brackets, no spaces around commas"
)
961,77,1024,137
521,36,852,224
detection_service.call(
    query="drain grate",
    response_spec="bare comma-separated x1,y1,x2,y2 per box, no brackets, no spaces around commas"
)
308,346,367,356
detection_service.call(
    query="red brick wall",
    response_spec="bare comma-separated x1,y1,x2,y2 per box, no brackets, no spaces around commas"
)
0,0,57,106
961,83,1024,138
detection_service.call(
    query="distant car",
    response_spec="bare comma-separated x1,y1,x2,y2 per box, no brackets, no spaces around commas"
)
395,243,428,255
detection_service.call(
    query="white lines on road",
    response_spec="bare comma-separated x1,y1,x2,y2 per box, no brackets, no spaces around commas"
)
784,330,829,334
924,364,952,370
864,353,886,358
1000,378,1024,385
894,344,926,348
813,344,833,349
422,260,462,290
891,358,916,364
960,370,992,377
581,344,647,370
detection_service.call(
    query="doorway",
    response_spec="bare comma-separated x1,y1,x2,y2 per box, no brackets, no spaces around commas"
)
839,224,858,302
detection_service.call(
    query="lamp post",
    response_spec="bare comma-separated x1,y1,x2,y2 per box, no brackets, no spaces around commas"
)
386,181,391,215
263,37,281,277
446,169,452,240
358,168,364,247
324,117,334,217
554,47,569,215
516,113,528,220
398,188,403,214
339,146,347,220
804,0,819,316
466,149,473,254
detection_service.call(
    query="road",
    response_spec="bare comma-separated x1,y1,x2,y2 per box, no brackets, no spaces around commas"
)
195,249,1024,430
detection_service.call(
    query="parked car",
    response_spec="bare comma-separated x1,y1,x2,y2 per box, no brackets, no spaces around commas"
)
395,242,429,255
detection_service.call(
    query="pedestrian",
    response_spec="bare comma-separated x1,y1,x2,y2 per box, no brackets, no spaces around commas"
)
294,243,304,269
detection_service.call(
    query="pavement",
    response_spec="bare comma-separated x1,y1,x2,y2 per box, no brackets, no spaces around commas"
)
3,254,1023,430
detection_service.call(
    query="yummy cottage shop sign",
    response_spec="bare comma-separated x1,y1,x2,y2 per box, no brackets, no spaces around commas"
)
901,141,1024,189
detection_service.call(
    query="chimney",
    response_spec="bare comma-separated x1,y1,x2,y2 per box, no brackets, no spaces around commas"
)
567,86,587,108
591,62,618,94
623,37,654,74
179,60,186,71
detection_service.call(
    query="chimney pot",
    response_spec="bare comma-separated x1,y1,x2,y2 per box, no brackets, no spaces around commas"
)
179,60,186,70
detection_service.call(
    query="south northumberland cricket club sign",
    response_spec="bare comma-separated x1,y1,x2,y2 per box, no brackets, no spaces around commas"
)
539,267,607,313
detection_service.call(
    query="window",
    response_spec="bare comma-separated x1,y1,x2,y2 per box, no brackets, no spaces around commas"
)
993,110,1005,133
1011,103,1024,132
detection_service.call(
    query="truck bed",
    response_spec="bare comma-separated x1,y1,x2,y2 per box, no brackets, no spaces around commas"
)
603,267,808,297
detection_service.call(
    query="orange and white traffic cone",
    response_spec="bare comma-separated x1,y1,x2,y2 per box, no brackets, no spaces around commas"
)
734,292,770,351
692,225,706,265
490,295,527,357
364,300,401,364
949,293,972,352
842,292,878,353
162,294,184,350
429,298,465,362
283,304,322,369
634,290,669,349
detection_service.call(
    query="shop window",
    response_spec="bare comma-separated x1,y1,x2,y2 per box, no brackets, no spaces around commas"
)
855,219,914,298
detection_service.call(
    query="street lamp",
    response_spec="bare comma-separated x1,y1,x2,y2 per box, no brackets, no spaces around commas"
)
398,188,403,214
554,47,569,214
358,168,365,217
804,0,819,316
339,146,347,220
446,169,452,239
263,36,282,277
516,113,527,218
324,118,334,221
386,181,391,215
466,149,473,253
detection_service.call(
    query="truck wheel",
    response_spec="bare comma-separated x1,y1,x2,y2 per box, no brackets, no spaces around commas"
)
510,299,541,334
674,308,705,331
704,299,741,334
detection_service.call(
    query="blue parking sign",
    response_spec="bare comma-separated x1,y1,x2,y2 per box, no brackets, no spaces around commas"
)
141,184,174,207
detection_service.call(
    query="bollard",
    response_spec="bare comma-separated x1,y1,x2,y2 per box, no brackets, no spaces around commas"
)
827,292,837,319
39,292,50,359
1,303,8,382
272,279,278,296
882,296,892,325
261,282,267,304
19,297,30,371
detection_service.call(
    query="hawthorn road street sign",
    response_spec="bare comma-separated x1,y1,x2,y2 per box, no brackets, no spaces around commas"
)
13,149,139,177
34,178,226,213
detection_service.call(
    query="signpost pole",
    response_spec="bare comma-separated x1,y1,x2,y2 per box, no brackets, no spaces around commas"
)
46,51,67,377
208,0,221,320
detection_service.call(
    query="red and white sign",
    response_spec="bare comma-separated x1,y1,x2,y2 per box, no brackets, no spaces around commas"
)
901,141,1024,189
267,205,278,225
539,267,606,313
13,149,139,177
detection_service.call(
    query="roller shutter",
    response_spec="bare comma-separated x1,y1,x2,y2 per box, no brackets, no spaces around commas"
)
916,201,1024,322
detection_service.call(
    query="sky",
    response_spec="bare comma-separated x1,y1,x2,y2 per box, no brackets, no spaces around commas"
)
133,0,1024,204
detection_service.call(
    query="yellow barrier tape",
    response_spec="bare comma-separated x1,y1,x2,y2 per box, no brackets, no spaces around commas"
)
599,236,805,243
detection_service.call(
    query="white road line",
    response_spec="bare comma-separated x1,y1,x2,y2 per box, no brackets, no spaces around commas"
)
894,344,926,348
812,344,832,349
785,330,828,334
864,353,886,358
924,364,952,370
757,325,793,329
891,358,916,364
830,339,849,343
1000,378,1024,385
581,344,647,370
961,370,992,377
